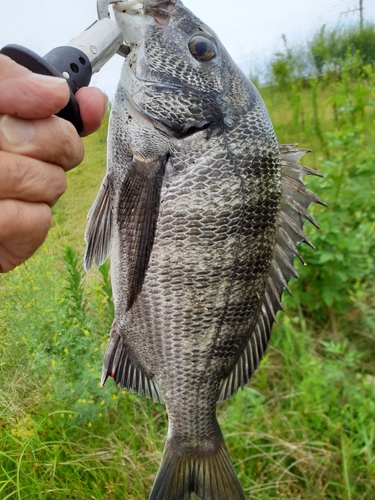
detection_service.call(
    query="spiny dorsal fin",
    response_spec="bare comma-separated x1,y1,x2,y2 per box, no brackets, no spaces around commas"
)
84,177,113,271
218,144,325,402
118,155,168,311
102,321,164,403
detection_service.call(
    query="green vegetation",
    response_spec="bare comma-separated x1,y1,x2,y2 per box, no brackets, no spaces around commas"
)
1,24,375,499
269,22,375,86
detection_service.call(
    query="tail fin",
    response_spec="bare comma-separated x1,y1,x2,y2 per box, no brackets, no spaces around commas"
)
149,436,245,500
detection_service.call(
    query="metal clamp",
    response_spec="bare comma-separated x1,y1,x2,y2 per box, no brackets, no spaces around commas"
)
97,0,129,57
97,0,126,21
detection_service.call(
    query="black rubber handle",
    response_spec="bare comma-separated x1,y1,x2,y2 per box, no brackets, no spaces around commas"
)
0,44,93,134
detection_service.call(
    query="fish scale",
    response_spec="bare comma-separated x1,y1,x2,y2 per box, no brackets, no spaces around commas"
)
84,1,325,498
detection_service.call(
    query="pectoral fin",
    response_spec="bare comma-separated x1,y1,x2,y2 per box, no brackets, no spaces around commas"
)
84,177,113,271
118,154,168,310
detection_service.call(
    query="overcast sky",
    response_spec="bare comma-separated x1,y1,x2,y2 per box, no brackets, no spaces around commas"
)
1,0,373,97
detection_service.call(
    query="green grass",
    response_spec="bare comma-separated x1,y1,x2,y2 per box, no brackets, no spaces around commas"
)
1,60,375,498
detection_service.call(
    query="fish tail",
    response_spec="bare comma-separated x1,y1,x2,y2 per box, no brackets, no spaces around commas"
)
149,435,246,500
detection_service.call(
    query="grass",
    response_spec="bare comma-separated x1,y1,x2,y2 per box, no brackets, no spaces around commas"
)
1,61,375,498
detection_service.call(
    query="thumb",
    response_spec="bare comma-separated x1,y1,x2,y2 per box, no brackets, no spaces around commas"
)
0,54,70,119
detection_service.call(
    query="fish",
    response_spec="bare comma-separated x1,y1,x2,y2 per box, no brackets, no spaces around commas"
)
84,1,324,498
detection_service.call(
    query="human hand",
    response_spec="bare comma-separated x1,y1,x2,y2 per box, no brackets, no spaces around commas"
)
0,54,107,273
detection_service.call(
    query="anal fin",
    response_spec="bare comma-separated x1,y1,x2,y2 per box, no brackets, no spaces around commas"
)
102,321,163,403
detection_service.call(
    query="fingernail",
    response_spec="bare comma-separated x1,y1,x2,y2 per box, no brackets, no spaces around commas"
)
1,115,34,146
29,73,67,86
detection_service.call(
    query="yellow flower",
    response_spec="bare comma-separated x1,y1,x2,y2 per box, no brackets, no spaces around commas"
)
11,416,35,439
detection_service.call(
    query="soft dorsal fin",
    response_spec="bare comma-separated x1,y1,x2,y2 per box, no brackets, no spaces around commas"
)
84,177,113,271
118,154,168,311
218,144,325,402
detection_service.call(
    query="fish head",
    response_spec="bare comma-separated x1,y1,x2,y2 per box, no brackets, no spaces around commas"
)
111,0,253,137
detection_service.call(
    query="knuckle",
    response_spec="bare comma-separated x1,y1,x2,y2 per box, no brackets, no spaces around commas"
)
16,201,52,242
38,203,53,233
0,200,52,272
54,118,84,170
2,153,24,193
49,167,67,206
0,200,17,236
28,203,52,244
57,169,68,196
0,151,68,207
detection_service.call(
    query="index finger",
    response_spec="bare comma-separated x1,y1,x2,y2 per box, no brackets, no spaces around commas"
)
0,54,70,119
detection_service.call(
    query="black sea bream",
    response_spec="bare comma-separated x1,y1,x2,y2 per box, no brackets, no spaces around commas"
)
85,1,324,498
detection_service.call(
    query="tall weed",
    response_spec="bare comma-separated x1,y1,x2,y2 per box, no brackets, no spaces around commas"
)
281,57,375,330
268,23,375,84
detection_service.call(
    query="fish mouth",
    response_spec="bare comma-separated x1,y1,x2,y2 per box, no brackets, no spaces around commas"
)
111,1,144,15
112,0,177,28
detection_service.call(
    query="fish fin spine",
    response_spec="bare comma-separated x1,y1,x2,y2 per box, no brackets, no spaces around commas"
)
218,145,323,402
149,434,245,500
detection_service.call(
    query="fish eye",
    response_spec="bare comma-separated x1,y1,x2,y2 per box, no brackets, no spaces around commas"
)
189,35,217,61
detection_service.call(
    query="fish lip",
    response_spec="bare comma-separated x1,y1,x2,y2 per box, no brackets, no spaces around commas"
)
111,1,144,13
112,0,177,27
97,0,129,19
111,0,178,10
